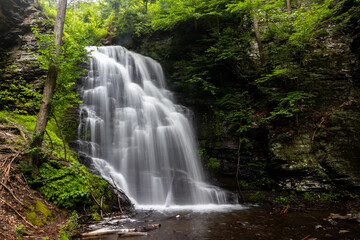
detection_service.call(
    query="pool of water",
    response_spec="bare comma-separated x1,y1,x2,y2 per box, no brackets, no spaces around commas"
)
77,205,360,240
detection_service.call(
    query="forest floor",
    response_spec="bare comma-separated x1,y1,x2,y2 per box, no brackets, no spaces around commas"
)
0,120,68,240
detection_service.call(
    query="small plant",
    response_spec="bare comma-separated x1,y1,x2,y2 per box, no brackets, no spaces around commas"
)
15,224,26,239
274,191,295,205
274,196,293,205
91,212,102,221
58,211,79,240
303,191,317,201
207,157,220,168
320,192,340,202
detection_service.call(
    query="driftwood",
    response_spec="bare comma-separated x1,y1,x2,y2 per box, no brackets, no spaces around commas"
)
100,196,104,218
110,175,123,213
81,224,160,237
326,213,360,222
81,229,137,237
89,191,106,216
119,232,148,237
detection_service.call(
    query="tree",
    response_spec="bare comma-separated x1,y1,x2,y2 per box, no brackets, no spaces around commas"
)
33,0,68,160
34,0,41,8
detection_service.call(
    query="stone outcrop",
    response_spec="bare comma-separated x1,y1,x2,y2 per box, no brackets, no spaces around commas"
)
267,23,360,190
0,0,40,48
0,0,48,111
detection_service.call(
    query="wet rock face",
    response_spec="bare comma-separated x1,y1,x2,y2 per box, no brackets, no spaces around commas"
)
0,0,47,92
0,0,39,48
268,26,360,190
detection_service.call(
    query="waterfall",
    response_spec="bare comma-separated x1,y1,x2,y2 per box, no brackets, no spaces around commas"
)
78,46,235,207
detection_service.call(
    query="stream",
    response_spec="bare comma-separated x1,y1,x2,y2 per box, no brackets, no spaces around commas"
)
76,205,360,240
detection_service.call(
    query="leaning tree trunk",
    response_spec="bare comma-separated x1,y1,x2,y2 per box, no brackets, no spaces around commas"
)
33,0,68,162
253,14,265,66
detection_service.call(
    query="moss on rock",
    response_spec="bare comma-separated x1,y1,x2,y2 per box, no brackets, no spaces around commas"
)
25,200,55,227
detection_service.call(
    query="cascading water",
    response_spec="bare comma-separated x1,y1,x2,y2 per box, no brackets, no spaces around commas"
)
78,46,236,207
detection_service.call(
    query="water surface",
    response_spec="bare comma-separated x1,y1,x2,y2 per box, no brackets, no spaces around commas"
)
78,205,360,240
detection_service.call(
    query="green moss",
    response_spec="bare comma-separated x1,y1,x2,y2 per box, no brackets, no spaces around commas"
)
25,205,44,227
35,200,54,223
25,201,55,227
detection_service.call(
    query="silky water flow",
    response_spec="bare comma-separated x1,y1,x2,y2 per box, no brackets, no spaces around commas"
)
78,46,236,208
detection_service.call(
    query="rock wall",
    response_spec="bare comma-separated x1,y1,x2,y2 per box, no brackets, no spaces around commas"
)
0,0,47,111
267,24,360,191
0,0,39,48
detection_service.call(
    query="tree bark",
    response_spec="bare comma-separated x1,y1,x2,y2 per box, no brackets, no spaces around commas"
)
33,0,67,153
236,135,245,203
34,0,41,8
286,0,291,13
253,14,265,66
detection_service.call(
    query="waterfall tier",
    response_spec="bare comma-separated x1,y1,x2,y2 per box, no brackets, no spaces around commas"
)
78,46,235,207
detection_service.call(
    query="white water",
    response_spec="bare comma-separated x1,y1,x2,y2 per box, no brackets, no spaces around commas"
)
78,46,236,208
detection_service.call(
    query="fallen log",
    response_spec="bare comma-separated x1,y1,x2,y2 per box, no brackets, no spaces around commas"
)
326,213,360,222
81,228,136,237
118,232,148,237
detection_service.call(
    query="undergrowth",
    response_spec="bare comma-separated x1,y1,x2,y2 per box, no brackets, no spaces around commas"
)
0,111,115,212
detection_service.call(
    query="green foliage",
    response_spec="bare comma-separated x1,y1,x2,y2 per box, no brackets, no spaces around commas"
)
303,191,317,201
255,67,290,84
320,192,340,201
64,1,113,45
15,224,26,240
33,160,113,211
218,91,253,135
28,0,113,142
36,160,88,208
207,157,220,168
302,191,340,202
1,111,68,159
0,78,42,113
91,212,102,221
274,194,294,204
265,91,314,120
1,112,113,212
247,191,267,202
58,211,80,240
31,25,85,117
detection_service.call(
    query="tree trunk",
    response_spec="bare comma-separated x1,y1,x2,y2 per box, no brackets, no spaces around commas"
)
113,1,120,22
34,0,41,8
253,14,265,66
33,0,67,156
236,135,245,203
286,0,291,13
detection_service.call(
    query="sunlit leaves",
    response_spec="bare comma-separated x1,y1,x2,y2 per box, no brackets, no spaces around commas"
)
65,1,112,44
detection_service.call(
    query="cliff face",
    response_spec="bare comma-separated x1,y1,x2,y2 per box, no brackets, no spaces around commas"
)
267,24,360,190
128,6,360,194
195,23,360,192
0,0,46,111
0,0,39,48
